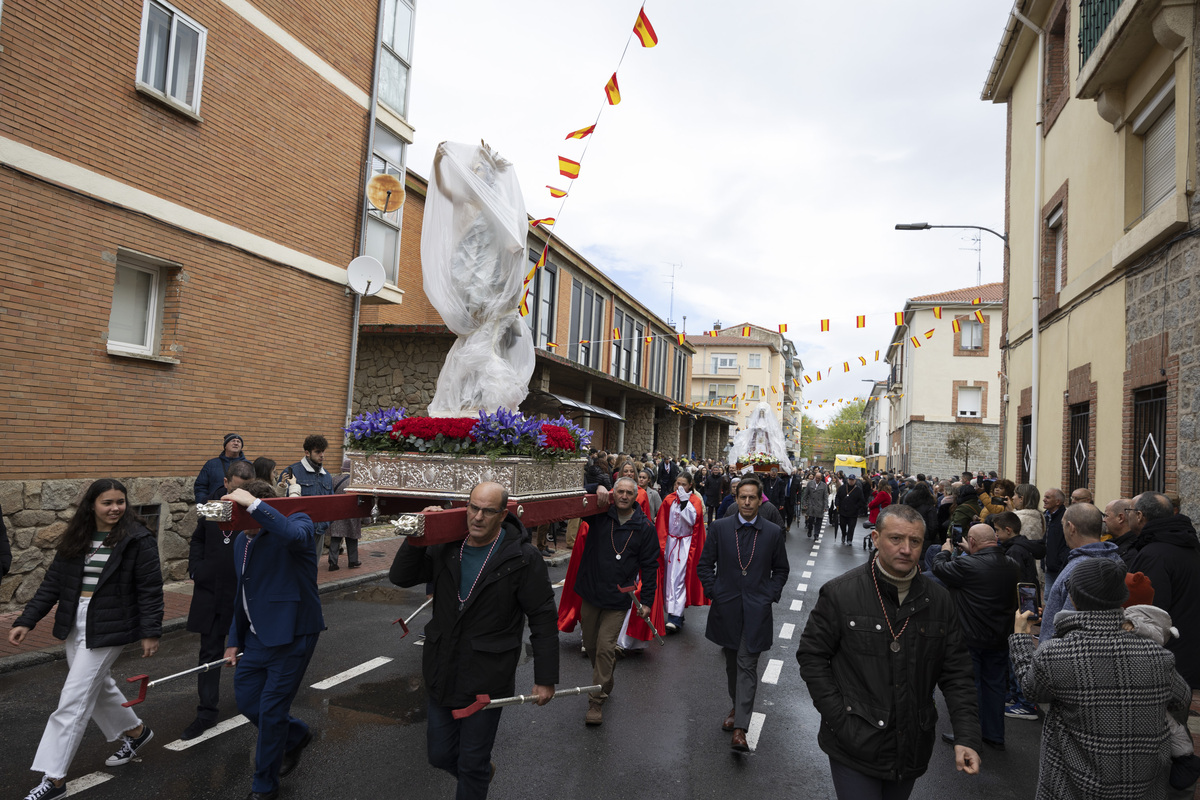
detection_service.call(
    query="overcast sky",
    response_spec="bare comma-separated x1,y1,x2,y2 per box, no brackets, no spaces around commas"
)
405,0,1012,423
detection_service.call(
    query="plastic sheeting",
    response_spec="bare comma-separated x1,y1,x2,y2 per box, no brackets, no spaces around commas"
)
420,141,535,416
728,402,790,466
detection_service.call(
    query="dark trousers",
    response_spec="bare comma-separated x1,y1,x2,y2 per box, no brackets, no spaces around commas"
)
234,631,319,793
706,501,719,524
427,701,503,800
783,502,796,529
196,626,228,721
327,536,358,566
970,645,1009,744
805,515,819,536
722,635,761,731
840,514,857,542
829,757,916,800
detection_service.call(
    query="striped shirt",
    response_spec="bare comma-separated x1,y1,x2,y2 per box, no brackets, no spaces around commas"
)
82,531,113,593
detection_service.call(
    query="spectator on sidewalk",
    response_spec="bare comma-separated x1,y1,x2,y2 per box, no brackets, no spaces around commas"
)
252,456,276,485
638,468,663,522
327,457,364,570
11,479,163,800
1070,487,1094,506
1103,498,1139,563
992,511,1044,586
1012,483,1044,541
1040,503,1123,644
287,435,333,561
195,433,249,503
1042,488,1067,596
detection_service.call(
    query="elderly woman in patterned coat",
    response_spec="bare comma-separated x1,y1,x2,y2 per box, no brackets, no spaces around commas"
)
1010,558,1191,799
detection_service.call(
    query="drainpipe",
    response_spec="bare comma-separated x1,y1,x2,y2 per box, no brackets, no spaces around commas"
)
345,0,389,430
1011,3,1045,484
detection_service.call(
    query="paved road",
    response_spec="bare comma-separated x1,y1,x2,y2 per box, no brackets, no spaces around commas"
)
0,517,1042,799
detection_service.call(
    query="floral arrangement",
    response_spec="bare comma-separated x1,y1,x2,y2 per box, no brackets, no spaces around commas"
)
738,452,780,467
344,406,591,460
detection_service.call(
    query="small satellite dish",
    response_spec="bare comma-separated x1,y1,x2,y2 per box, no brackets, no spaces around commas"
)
346,256,386,297
367,173,405,213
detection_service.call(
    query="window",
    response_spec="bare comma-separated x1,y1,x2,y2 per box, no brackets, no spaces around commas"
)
748,353,762,369
672,347,687,402
648,335,668,394
1020,415,1032,484
746,385,760,398
1132,384,1167,494
711,353,737,372
961,320,984,350
365,125,405,285
1068,402,1090,493
957,386,982,418
567,279,602,369
379,0,414,117
609,308,641,383
137,0,207,114
1134,79,1176,215
109,252,170,355
1048,206,1064,293
708,383,736,399
522,248,556,350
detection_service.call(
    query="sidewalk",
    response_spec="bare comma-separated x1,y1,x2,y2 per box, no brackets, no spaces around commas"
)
0,535,573,675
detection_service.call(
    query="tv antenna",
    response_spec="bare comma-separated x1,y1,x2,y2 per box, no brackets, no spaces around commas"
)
960,232,982,286
662,261,682,328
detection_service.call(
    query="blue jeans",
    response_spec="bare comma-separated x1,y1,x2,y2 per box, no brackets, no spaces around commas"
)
969,646,1009,744
427,701,503,800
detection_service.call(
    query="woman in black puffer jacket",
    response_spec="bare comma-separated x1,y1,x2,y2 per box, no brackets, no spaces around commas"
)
10,478,164,800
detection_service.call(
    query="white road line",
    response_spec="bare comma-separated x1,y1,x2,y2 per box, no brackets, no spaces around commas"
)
802,571,812,578
310,656,393,690
66,773,113,793
790,599,804,611
797,583,808,592
779,622,795,639
746,711,766,751
762,658,784,685
552,580,565,588
806,560,815,566
164,715,251,751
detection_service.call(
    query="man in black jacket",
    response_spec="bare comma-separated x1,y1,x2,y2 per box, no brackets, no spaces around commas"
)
836,475,866,546
931,524,1021,750
1042,488,1067,596
182,459,253,739
390,482,558,799
1103,498,1139,563
797,505,981,798
657,456,679,498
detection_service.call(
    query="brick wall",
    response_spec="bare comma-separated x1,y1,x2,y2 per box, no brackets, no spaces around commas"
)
905,420,1000,479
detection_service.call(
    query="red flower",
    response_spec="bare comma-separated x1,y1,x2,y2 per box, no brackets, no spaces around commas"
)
390,417,477,441
541,424,576,450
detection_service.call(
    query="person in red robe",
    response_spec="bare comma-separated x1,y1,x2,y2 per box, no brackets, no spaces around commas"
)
658,472,709,632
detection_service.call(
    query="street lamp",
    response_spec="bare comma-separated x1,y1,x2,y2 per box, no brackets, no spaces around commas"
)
894,223,1008,286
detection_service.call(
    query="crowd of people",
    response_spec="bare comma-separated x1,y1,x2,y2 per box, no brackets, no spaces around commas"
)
9,436,1200,800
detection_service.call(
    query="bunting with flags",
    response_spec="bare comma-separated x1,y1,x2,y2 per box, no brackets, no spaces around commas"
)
558,156,581,179
612,327,621,341
741,326,751,337
843,362,850,372
633,7,658,47
677,333,685,345
924,329,935,339
604,73,621,105
547,185,567,198
565,125,595,140
933,307,942,319
858,356,867,365
529,218,555,228
910,336,921,348
820,319,830,332
778,323,787,333
894,312,905,325
972,297,982,305
856,315,866,328
952,318,961,333
974,310,985,324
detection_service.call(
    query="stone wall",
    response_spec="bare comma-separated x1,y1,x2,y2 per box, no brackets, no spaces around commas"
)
1,477,196,613
625,400,655,457
353,332,455,416
904,421,1000,479
655,412,682,457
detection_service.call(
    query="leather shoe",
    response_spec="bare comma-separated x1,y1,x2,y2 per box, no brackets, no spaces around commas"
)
246,792,278,800
731,728,749,751
982,738,1006,751
180,717,216,740
722,709,736,732
279,730,312,778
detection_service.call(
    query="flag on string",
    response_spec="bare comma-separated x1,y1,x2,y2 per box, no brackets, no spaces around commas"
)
924,329,935,339
974,310,985,324
612,327,620,341
676,333,685,345
529,218,555,228
778,323,787,333
559,157,580,179
741,326,751,337
856,315,866,328
705,330,718,337
894,312,905,325
820,319,830,332
565,125,595,140
858,356,867,365
793,378,801,388
952,318,961,333
933,306,942,319
518,292,530,317
633,8,658,46
546,342,558,349
910,336,921,348
972,297,982,305
843,362,850,372
804,375,812,384
771,385,777,394
580,339,590,345
816,371,822,381
644,335,653,344
604,73,621,105
547,186,567,198
875,350,880,361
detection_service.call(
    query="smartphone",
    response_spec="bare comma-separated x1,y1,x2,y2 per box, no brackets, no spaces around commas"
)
1018,582,1040,620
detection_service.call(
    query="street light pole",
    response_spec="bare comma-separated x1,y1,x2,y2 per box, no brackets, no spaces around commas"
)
894,223,1008,288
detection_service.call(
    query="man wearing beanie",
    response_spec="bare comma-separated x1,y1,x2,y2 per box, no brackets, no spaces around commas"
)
1038,503,1123,643
195,433,250,504
1010,557,1191,799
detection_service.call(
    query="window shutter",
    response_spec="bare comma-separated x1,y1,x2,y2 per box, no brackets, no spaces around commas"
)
1144,104,1175,213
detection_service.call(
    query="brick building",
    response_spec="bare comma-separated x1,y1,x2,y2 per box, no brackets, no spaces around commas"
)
0,0,413,609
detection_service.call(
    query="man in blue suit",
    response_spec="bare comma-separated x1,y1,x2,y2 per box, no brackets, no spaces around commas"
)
223,480,324,800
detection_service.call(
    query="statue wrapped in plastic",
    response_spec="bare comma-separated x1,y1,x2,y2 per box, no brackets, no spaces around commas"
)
728,402,790,467
420,141,535,417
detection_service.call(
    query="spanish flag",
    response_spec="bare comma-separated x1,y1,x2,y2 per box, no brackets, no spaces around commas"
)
820,319,830,332
559,156,580,179
771,385,778,394
972,297,982,305
856,315,866,328
793,378,801,388
778,323,787,333
933,306,942,319
858,356,867,366
910,336,921,348
612,327,621,341
925,329,935,339
974,310,985,324
547,185,567,198
874,350,880,361
604,73,621,105
952,318,961,333
816,371,822,381
704,330,717,337
644,335,653,344
677,333,686,345
843,362,851,372
529,218,555,228
741,326,751,337
804,375,812,384
633,8,658,47
565,124,595,140
546,342,558,349
518,292,530,317
580,339,590,345
894,312,905,325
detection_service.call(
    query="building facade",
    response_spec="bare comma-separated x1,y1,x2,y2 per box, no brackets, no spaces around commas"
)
886,284,1004,477
685,324,804,459
983,0,1200,509
356,171,730,459
0,0,410,609
863,380,891,472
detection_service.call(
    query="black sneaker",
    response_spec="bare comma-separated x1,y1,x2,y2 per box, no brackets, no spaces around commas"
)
327,562,340,571
23,778,66,800
106,725,154,766
180,718,216,741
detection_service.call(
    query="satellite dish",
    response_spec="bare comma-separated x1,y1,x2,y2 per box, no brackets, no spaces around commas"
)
346,256,385,297
367,173,405,213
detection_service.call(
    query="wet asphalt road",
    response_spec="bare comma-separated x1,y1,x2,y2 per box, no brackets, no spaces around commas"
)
0,517,1042,800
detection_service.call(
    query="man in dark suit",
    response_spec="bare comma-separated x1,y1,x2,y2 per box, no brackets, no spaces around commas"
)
182,459,253,740
698,474,790,752
657,456,679,498
836,475,866,545
223,481,325,800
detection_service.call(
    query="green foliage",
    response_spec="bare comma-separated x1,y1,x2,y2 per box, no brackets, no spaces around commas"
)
824,400,867,455
798,413,821,461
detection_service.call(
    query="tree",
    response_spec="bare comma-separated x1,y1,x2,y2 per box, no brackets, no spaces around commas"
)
798,413,821,462
946,426,986,472
824,400,867,456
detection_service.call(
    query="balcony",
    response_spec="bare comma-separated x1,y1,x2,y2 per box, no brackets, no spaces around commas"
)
1080,0,1123,67
1077,0,1192,105
693,364,743,378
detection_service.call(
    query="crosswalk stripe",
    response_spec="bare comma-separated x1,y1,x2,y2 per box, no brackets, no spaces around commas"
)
164,715,251,751
310,656,393,690
66,773,113,793
762,659,784,685
746,711,767,751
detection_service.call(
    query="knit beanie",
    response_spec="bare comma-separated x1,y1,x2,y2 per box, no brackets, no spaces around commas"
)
1124,571,1155,608
224,433,244,447
1068,558,1129,610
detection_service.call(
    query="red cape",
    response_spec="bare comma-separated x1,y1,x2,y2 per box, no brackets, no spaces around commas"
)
630,490,708,642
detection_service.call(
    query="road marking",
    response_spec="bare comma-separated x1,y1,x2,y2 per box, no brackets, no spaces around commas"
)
552,580,565,588
746,711,766,751
310,656,393,690
164,715,251,751
790,599,804,611
797,583,808,592
779,622,795,639
806,560,815,566
762,658,784,685
802,571,812,578
66,773,113,793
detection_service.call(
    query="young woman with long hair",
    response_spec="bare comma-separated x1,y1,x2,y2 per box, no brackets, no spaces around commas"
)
10,479,165,800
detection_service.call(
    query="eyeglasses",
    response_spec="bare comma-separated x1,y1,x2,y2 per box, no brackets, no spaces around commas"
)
466,503,504,518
